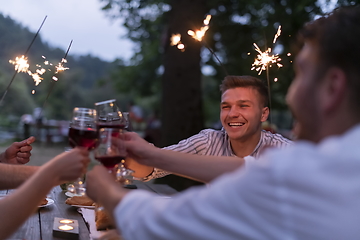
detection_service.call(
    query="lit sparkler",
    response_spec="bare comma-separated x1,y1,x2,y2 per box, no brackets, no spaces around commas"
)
170,34,185,52
0,16,47,105
187,15,211,41
187,14,228,76
251,43,283,75
9,56,30,73
42,40,73,111
171,34,181,46
250,25,283,124
8,54,66,93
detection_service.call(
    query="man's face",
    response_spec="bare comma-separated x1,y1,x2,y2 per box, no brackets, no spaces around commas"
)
220,87,268,142
286,43,322,141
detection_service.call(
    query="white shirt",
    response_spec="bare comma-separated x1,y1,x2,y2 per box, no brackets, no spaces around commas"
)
143,129,292,180
115,124,360,239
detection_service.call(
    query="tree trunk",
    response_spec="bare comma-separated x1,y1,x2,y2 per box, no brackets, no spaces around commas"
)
161,0,206,146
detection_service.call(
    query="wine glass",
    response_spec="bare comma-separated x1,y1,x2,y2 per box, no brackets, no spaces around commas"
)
94,128,127,171
94,99,124,128
67,107,97,196
116,112,136,187
94,100,134,184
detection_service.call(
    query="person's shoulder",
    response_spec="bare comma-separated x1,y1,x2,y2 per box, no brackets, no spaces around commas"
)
199,128,226,137
256,140,317,170
262,130,293,145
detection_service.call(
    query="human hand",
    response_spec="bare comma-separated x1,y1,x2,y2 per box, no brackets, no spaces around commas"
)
120,132,159,166
1,136,36,164
86,165,119,205
43,147,90,185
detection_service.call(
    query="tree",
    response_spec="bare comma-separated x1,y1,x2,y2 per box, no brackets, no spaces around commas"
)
161,0,206,145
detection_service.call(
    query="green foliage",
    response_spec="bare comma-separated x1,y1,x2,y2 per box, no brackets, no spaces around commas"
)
100,0,169,107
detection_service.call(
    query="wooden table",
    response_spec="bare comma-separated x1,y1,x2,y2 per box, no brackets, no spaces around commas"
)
1,181,177,240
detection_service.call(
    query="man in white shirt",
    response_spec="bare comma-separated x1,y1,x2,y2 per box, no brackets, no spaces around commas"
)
86,6,360,239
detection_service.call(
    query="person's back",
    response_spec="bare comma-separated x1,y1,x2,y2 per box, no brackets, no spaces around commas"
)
220,126,360,239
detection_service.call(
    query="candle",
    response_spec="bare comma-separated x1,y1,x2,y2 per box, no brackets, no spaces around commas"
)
58,225,74,231
53,217,79,239
59,219,74,224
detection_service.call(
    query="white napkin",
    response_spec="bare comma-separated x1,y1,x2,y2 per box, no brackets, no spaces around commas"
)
78,208,122,240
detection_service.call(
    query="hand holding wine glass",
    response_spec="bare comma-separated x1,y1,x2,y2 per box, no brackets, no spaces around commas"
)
67,107,97,196
94,100,134,185
94,128,127,171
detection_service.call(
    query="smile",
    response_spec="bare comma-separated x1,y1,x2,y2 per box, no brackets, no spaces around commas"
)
228,123,244,127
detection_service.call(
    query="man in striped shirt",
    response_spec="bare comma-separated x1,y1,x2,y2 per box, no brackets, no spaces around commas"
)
128,75,292,182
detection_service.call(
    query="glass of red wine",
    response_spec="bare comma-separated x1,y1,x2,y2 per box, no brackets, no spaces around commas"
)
94,100,134,184
115,112,136,187
67,107,97,196
94,127,127,171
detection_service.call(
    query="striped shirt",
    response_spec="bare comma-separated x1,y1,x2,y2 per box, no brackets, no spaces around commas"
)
142,128,292,181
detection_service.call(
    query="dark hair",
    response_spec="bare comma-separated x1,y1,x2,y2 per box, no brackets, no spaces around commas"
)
219,75,269,107
296,5,360,108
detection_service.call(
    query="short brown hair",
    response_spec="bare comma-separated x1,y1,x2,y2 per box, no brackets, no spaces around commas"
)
219,75,269,107
296,6,360,109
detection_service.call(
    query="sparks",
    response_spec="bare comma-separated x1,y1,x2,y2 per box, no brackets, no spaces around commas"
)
31,72,44,86
187,14,211,41
250,25,284,125
55,58,69,73
251,25,283,75
251,43,283,75
9,56,30,73
170,34,182,46
177,43,185,52
9,55,46,85
8,55,69,91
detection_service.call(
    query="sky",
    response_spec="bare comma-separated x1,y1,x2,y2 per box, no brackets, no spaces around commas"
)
0,0,134,62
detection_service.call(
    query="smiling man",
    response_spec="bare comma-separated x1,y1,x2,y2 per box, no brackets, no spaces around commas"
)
129,75,292,182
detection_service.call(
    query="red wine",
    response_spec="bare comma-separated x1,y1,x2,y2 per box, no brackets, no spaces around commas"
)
95,155,125,169
97,124,125,138
68,127,98,150
96,123,125,129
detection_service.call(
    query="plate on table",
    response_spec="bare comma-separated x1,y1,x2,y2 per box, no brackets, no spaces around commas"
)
39,198,54,208
69,204,95,209
65,191,83,198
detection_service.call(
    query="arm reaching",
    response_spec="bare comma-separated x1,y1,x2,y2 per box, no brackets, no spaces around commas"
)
122,132,245,183
0,164,38,190
0,147,90,239
86,165,129,215
0,136,36,164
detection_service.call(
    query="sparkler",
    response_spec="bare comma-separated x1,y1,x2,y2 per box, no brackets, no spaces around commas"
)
0,16,47,105
250,25,283,124
187,14,211,41
170,15,228,76
41,40,72,111
251,43,283,75
187,14,228,76
170,34,185,52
